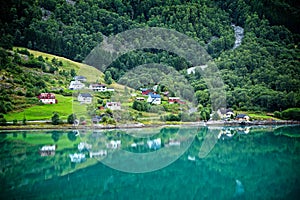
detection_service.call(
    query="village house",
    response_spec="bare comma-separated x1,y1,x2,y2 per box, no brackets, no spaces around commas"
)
235,114,250,121
89,83,115,92
168,97,185,104
147,93,161,104
38,93,57,104
74,76,87,82
217,108,235,119
89,83,107,92
105,102,121,110
77,93,93,104
141,88,152,95
69,80,85,90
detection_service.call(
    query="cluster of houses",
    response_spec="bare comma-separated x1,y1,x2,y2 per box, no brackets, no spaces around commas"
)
217,108,250,121
138,87,185,105
68,140,121,163
69,76,115,92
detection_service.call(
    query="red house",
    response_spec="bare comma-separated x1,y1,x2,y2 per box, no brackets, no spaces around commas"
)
168,97,185,104
141,88,152,95
38,93,57,104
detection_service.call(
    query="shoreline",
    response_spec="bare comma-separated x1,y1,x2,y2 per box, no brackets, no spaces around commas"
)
0,120,299,131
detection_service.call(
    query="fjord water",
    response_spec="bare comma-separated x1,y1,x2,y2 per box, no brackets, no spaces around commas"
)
1,125,300,200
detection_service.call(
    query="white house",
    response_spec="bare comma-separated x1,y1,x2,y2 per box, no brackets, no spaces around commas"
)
105,102,121,110
89,83,115,92
38,93,57,104
89,83,107,92
78,93,93,104
217,108,235,119
69,80,85,90
147,93,161,105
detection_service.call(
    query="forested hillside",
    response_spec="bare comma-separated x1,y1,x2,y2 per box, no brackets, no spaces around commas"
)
0,0,299,113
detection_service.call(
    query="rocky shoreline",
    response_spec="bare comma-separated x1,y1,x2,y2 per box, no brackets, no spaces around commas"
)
0,120,299,131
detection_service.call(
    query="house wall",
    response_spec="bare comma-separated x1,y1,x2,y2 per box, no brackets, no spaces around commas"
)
40,99,57,104
78,96,92,104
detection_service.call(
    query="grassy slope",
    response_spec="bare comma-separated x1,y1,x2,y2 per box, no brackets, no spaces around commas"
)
22,48,105,83
4,48,106,121
5,95,72,121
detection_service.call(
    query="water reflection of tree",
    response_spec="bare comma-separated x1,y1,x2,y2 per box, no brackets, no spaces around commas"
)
67,131,77,141
51,131,61,142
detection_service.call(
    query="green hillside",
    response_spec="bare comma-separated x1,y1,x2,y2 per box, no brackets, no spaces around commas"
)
0,0,299,119
0,48,103,121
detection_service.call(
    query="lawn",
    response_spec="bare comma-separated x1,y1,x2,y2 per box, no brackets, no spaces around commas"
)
4,95,73,121
240,111,279,120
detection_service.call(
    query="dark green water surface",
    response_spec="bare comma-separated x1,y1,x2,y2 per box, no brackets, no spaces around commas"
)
0,125,300,200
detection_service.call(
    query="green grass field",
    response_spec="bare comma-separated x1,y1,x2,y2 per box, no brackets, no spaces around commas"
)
4,95,73,121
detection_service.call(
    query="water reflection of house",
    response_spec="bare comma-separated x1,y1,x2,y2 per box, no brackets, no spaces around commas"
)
69,153,86,163
39,145,56,156
237,127,250,134
106,140,121,149
89,150,107,158
147,138,161,150
166,139,181,146
218,129,235,140
188,155,196,161
78,142,92,151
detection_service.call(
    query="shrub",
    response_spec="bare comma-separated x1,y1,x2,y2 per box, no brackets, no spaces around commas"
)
51,113,60,125
67,114,76,124
13,119,18,125
281,108,300,120
0,115,7,126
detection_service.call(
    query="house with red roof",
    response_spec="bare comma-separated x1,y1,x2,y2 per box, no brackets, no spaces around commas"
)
38,93,57,104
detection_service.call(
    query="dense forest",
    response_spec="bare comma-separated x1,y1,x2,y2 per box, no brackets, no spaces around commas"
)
0,0,299,113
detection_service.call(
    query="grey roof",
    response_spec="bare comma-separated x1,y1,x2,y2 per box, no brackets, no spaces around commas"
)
79,93,92,97
236,114,248,118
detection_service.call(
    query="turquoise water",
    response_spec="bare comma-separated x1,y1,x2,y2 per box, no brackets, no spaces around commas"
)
0,125,300,199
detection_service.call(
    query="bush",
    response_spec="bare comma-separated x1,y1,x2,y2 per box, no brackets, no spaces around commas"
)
0,115,7,126
281,108,300,120
164,114,180,121
51,113,60,125
274,111,282,118
13,119,18,125
67,114,76,124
